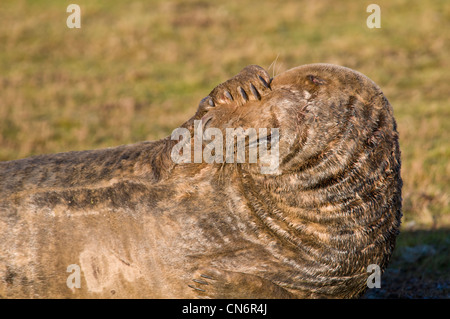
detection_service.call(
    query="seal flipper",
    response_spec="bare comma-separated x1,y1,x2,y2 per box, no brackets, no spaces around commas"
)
184,65,271,128
189,268,296,299
208,65,271,106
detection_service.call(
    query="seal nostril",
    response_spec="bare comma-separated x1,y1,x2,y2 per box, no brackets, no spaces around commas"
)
307,74,327,85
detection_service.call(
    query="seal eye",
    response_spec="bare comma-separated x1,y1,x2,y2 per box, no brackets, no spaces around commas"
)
307,75,327,85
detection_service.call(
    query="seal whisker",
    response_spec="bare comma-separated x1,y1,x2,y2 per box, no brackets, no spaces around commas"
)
268,53,280,78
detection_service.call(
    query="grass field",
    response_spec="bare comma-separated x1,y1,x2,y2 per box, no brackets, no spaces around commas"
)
0,0,449,297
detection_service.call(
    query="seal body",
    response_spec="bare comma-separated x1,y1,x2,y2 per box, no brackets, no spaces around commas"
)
0,64,402,298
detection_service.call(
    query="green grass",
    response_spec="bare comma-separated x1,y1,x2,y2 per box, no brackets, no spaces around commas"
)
391,229,450,280
0,0,449,230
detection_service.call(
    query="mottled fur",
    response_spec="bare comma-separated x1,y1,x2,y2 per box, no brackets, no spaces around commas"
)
0,64,401,298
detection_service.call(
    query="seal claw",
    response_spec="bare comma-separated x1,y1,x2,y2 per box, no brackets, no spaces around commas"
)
258,75,270,89
192,278,209,285
188,284,206,292
238,86,249,102
224,90,233,101
250,83,261,100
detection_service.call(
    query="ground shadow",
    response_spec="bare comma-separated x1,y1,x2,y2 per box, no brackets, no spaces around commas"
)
362,228,450,299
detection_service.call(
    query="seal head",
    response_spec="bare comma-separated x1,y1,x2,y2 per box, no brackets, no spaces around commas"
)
198,63,402,298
